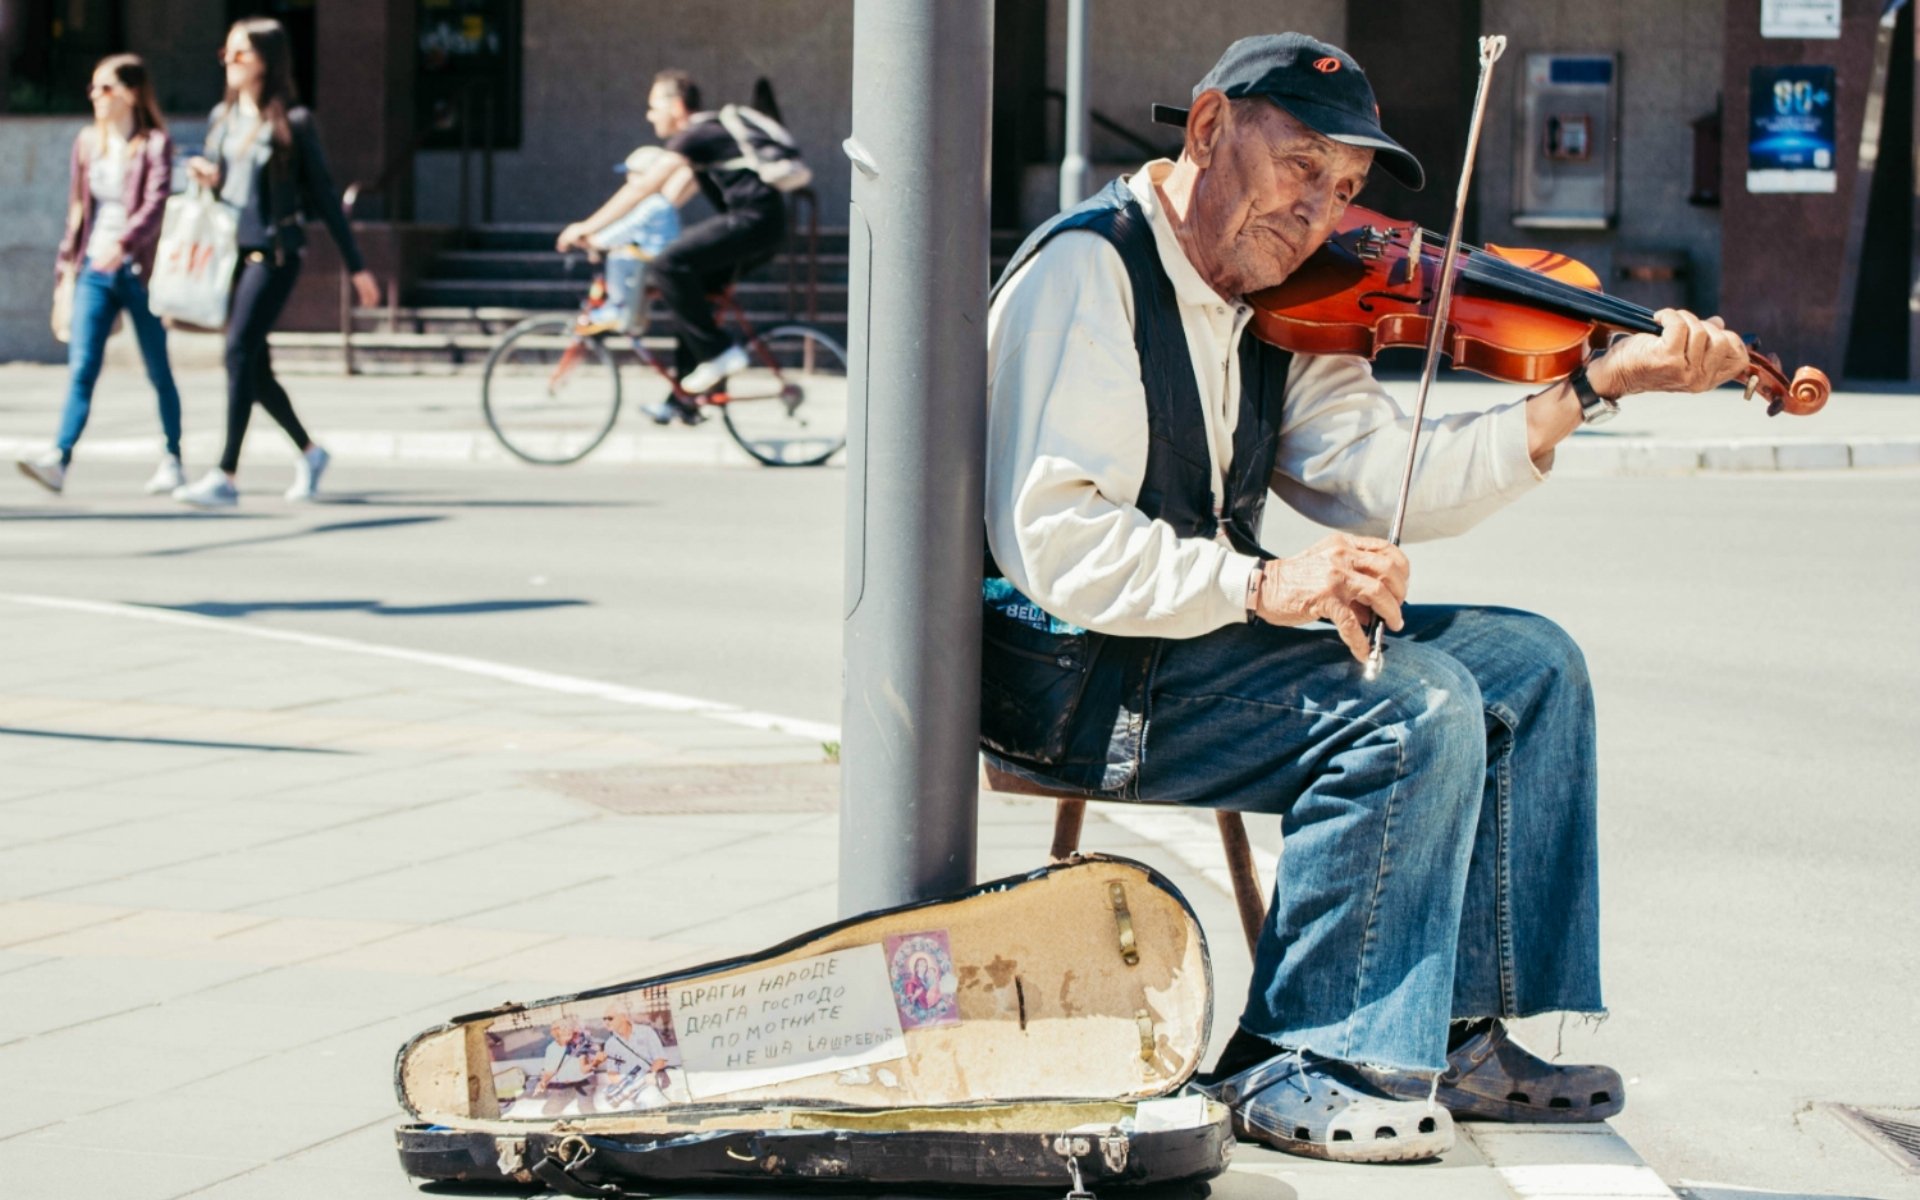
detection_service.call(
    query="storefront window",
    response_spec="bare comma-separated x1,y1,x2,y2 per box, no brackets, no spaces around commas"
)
417,0,522,149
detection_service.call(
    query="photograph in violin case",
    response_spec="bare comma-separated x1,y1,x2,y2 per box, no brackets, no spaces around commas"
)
393,856,1232,1194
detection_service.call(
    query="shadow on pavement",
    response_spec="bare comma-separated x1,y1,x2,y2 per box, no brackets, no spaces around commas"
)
141,514,448,558
0,726,350,754
0,509,265,521
152,598,591,618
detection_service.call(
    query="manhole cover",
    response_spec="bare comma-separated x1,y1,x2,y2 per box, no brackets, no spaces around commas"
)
531,762,840,814
1827,1104,1920,1173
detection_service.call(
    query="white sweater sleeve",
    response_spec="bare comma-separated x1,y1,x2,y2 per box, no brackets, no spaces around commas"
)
985,232,1258,638
1270,353,1547,543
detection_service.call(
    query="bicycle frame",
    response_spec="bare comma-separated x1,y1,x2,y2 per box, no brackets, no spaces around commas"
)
620,290,798,409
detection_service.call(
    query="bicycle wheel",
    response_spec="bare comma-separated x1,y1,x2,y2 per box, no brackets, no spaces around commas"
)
482,315,622,465
718,324,849,467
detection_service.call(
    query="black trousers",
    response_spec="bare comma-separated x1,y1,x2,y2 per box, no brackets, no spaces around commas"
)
650,206,785,374
220,251,310,474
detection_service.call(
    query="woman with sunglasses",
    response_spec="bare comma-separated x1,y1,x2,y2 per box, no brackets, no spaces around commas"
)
18,55,184,496
174,17,380,507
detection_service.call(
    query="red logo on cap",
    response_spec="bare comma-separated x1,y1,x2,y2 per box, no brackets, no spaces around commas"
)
1313,56,1342,73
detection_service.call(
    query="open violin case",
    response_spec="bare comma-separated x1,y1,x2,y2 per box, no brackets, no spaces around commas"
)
393,855,1231,1196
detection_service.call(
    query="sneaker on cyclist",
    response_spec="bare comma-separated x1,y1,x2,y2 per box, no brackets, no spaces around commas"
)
575,303,627,336
679,342,752,395
644,395,705,426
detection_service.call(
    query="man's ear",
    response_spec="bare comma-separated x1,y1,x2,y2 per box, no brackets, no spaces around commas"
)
1185,90,1229,168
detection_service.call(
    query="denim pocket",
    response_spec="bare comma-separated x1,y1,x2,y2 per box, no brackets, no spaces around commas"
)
979,608,1093,767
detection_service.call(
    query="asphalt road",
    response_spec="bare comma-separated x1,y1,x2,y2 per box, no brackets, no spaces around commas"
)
3,458,1917,1197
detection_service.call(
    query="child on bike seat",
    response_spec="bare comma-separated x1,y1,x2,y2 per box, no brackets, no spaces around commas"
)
565,145,689,332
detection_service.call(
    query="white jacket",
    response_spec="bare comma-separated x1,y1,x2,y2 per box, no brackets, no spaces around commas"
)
984,160,1546,640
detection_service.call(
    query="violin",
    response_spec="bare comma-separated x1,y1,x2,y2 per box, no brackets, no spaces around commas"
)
1245,204,1830,417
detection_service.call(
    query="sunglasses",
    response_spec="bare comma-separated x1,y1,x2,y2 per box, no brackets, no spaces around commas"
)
219,47,256,65
87,82,121,96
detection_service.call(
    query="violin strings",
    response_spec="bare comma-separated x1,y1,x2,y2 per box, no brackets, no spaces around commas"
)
1458,256,1663,334
1461,260,1663,333
1455,249,1661,329
1413,225,1662,332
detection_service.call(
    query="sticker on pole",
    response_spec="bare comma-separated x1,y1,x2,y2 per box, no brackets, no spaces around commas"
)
671,944,906,1098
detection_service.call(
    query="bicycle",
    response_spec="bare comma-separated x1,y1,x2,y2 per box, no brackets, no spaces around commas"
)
481,251,848,467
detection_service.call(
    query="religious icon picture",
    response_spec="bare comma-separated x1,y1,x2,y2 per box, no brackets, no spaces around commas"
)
885,930,961,1030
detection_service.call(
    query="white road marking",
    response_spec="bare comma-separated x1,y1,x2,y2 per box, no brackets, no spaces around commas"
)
0,592,840,743
1,593,1256,902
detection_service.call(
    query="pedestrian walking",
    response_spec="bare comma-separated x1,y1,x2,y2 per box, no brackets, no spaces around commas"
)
17,54,184,497
173,17,379,508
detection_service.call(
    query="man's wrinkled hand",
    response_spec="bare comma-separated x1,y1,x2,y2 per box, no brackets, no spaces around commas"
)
1252,533,1409,663
1587,309,1748,398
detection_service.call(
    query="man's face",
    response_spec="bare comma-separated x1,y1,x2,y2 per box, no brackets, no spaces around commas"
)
647,83,688,140
605,1011,632,1037
1185,97,1373,297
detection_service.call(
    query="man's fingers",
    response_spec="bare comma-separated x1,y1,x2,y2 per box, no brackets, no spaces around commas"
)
1326,604,1371,664
1348,548,1411,602
1349,576,1405,632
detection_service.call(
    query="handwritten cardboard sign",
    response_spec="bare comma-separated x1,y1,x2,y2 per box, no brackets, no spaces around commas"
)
672,944,906,1098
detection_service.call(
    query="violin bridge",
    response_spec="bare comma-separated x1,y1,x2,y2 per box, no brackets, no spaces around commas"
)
1391,226,1424,288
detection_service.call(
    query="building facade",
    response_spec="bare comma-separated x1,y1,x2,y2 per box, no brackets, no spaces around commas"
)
0,0,1911,379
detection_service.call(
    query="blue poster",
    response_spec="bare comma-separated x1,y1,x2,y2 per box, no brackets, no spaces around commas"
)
1747,65,1837,193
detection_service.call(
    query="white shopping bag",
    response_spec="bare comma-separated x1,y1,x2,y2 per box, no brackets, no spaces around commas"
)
148,186,238,330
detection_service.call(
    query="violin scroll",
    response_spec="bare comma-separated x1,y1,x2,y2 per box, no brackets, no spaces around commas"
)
1743,352,1829,417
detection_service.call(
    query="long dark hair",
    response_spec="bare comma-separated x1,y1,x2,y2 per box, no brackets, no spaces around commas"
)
223,17,297,150
93,54,168,147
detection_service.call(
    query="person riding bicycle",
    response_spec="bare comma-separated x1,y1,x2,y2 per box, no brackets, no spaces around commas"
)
558,69,788,426
563,144,687,335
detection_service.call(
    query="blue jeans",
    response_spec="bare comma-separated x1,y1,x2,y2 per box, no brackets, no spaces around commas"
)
1137,605,1602,1074
58,260,182,462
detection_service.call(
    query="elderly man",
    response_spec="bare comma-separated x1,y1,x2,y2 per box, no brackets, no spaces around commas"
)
982,34,1746,1163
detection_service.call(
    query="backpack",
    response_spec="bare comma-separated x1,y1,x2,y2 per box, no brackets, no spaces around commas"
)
711,104,813,193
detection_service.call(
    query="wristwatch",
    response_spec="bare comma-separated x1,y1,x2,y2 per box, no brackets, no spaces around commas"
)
1567,361,1619,426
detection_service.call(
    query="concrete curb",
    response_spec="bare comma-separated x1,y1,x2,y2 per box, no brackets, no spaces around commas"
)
0,430,762,469
7,431,1918,474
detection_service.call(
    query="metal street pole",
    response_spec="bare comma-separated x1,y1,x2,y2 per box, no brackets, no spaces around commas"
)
838,0,992,916
1060,0,1092,210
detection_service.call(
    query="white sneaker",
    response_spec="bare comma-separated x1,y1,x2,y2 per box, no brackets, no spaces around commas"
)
173,469,238,508
285,445,330,501
15,450,66,494
144,455,186,495
678,342,752,395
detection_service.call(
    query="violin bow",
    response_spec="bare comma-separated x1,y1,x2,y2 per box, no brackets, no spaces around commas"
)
1365,33,1507,682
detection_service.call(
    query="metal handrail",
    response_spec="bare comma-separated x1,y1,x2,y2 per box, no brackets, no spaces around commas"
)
784,187,821,323
1038,87,1178,160
337,82,496,374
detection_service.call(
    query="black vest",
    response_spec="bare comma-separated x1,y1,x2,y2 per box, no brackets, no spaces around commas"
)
981,178,1293,794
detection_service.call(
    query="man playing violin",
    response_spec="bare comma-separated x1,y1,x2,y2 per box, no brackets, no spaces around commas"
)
981,33,1749,1163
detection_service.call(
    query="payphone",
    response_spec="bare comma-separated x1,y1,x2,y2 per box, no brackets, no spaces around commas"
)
1514,54,1619,229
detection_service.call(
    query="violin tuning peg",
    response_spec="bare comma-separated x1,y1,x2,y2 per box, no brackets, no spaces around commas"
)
1743,372,1760,400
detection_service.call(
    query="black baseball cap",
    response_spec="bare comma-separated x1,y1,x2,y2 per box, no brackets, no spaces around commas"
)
1151,33,1425,190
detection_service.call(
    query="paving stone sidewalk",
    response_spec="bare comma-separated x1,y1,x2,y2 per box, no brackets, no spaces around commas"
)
2,355,1916,478
0,596,1680,1199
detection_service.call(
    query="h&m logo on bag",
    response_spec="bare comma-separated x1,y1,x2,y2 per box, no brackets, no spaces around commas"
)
164,242,218,278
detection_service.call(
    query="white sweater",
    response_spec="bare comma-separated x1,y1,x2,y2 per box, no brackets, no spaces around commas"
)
984,160,1545,640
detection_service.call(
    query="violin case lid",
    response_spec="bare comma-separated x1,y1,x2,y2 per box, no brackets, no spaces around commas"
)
393,855,1229,1193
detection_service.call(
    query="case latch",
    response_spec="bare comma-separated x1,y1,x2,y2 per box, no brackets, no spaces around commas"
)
1108,881,1139,966
1051,1137,1098,1200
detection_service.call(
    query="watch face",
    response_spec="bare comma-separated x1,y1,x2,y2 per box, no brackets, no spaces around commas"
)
1581,396,1619,425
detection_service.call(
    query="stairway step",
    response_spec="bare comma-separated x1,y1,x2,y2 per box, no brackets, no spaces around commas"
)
427,249,852,284
409,279,849,313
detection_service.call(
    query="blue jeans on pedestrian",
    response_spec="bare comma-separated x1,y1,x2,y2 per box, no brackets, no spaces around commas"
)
1136,605,1603,1075
57,259,182,463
